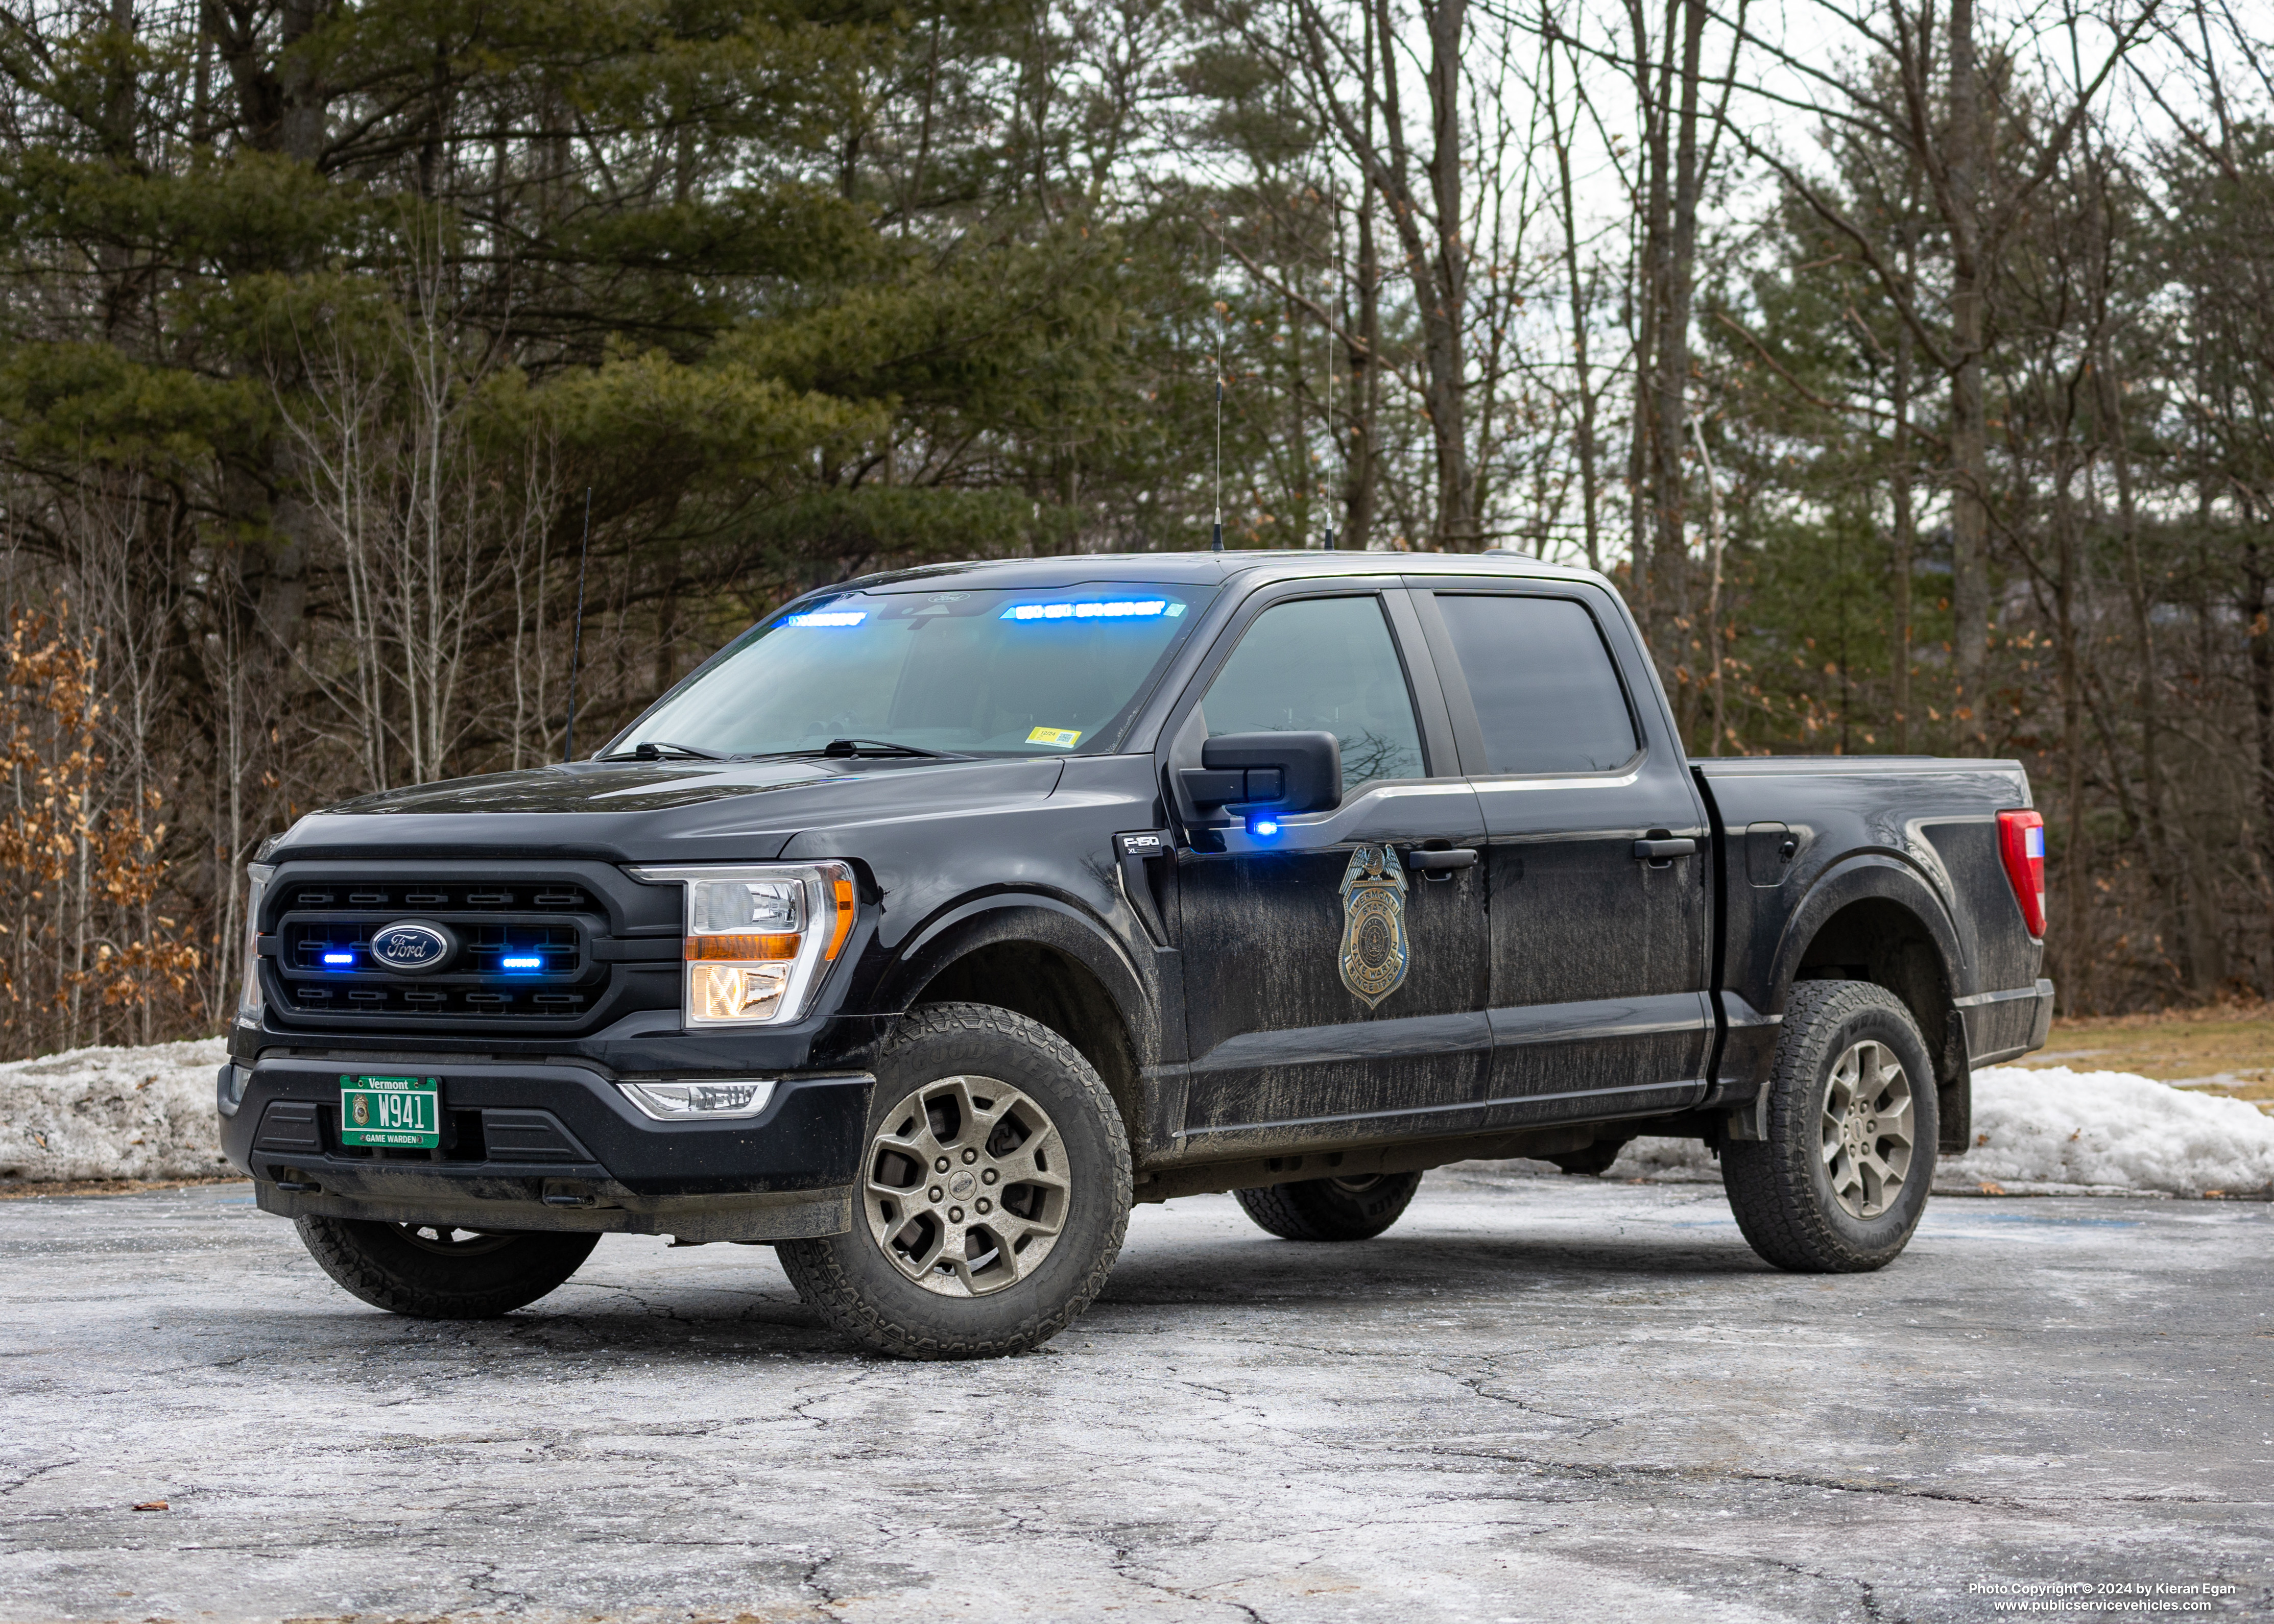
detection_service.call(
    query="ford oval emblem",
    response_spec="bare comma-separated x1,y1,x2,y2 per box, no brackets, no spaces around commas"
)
370,919,456,975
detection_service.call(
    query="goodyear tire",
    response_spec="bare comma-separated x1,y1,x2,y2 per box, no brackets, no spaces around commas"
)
1722,979,1940,1272
295,1216,600,1317
1233,1170,1422,1242
777,1003,1132,1360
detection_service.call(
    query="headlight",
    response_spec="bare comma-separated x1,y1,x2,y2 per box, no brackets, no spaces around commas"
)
235,863,274,1027
631,862,855,1027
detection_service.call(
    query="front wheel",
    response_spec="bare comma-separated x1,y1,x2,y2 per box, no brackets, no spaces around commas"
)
777,1003,1132,1360
1233,1170,1422,1242
1721,979,1939,1272
295,1216,600,1317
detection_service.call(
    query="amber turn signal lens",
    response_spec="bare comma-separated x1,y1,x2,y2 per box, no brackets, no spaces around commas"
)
825,874,855,960
684,933,800,962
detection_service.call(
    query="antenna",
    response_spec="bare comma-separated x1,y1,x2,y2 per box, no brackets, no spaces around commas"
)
563,486,592,764
1209,228,1226,555
1213,317,1225,553
1323,189,1336,551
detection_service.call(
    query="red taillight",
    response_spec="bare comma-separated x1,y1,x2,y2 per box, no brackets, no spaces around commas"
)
1998,809,2047,938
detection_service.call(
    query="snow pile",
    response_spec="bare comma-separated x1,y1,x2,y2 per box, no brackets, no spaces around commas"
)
0,1037,232,1182
1601,1065,2274,1197
1605,1135,1722,1182
1955,1065,2274,1197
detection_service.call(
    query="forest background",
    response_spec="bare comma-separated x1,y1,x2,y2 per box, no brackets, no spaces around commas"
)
0,0,2268,1056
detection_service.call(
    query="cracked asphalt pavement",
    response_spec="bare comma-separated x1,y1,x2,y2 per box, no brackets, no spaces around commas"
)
2,1167,2269,1623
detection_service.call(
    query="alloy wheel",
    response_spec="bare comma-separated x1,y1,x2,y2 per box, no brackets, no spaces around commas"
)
863,1074,1069,1296
1819,1039,1916,1220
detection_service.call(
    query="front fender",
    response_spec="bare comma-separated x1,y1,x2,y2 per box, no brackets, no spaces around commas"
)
868,891,1160,1061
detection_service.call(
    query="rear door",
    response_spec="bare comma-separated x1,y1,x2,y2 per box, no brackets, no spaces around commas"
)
1406,579,1713,1124
1165,581,1492,1151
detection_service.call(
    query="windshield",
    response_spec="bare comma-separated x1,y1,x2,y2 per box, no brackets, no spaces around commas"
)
611,583,1215,760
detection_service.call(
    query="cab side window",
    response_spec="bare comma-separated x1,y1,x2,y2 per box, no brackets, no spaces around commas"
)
1434,594,1638,774
1200,595,1426,787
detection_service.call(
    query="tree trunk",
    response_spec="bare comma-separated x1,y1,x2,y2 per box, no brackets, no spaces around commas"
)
1946,0,1992,750
1890,228,1918,753
2053,446,2086,1010
1420,0,1474,548
2245,529,2274,992
1650,0,1709,692
1344,174,1381,550
1548,30,1601,573
1628,0,1670,646
2098,350,2198,990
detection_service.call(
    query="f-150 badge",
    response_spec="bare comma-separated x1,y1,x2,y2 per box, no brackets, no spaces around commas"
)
1338,844,1409,1008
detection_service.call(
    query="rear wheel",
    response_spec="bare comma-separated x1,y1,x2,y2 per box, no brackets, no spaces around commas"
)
294,1216,600,1317
1233,1170,1422,1242
1721,980,1938,1272
777,1002,1131,1360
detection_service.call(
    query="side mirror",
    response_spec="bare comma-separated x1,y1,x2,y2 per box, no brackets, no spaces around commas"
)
1180,731,1342,817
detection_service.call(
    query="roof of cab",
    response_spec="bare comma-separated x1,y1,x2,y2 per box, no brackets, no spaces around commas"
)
829,548,1608,595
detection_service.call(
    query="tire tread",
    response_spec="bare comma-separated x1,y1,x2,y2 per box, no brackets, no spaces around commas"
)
295,1217,598,1318
777,1002,1131,1360
1233,1171,1422,1242
1721,979,1936,1273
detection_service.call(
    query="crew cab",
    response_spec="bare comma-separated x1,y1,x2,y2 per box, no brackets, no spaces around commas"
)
220,552,2055,1358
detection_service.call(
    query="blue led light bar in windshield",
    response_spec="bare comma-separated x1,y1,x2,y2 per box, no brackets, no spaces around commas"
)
1000,599,1183,622
785,610,866,627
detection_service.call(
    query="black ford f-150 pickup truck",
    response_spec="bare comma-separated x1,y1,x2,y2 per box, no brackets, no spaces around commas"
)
221,551,2056,1358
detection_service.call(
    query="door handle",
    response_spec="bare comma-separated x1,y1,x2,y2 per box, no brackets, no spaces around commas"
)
1633,837,1697,863
1406,847,1479,877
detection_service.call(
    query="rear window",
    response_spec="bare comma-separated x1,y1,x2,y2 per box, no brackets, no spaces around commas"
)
1434,594,1639,774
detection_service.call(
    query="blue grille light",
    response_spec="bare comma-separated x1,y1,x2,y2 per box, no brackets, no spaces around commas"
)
1000,599,1180,622
321,951,354,967
785,610,866,627
500,955,543,972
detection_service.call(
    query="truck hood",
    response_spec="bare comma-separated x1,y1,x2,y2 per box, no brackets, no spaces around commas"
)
266,755,1069,865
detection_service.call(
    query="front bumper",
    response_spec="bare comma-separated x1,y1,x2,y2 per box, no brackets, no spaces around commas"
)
219,1055,871,1243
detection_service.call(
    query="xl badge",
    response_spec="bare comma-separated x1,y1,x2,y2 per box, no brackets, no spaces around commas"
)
1338,844,1410,1008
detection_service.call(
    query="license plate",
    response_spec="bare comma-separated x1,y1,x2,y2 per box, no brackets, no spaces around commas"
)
339,1075,441,1149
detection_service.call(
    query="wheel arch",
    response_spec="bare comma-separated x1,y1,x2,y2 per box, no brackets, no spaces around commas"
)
876,896,1156,1148
1770,856,1971,1149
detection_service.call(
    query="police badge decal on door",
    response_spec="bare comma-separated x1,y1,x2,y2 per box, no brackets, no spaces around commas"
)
1338,844,1410,1008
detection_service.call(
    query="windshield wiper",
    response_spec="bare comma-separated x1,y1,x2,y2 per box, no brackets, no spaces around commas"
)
603,740,730,762
815,738,964,760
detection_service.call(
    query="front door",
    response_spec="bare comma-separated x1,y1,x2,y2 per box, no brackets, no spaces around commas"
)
1169,588,1492,1153
1408,582,1713,1125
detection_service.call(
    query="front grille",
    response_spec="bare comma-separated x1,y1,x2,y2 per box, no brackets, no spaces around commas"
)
286,920,584,978
280,881,597,913
261,860,680,1034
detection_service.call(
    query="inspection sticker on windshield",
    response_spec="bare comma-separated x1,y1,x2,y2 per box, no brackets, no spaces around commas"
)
339,1075,441,1149
1027,727,1083,748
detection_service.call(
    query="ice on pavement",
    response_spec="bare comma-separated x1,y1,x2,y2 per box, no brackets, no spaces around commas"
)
2,1038,2270,1196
